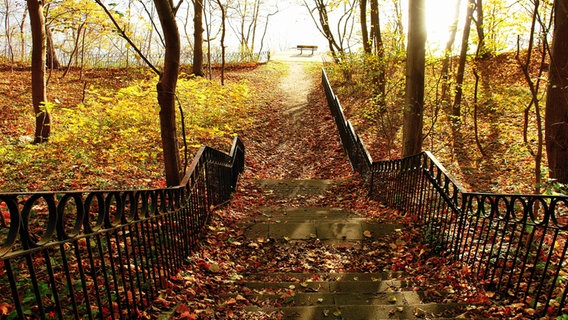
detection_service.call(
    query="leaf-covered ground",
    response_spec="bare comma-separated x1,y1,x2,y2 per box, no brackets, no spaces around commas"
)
138,61,557,319
0,63,283,191
324,51,559,195
1,60,563,319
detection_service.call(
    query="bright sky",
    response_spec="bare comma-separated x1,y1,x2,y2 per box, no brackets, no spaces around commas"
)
263,0,463,53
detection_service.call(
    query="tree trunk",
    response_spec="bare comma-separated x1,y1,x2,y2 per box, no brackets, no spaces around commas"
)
61,22,86,79
20,7,27,62
154,0,182,186
452,0,475,124
193,0,204,77
360,0,371,53
440,0,462,107
474,0,488,58
27,0,50,143
4,0,14,69
45,27,60,69
215,0,226,85
370,0,385,107
304,0,341,62
545,0,568,183
402,0,426,157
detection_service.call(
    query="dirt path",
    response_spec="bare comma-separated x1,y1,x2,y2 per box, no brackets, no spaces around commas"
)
279,61,312,125
242,55,352,180
152,56,495,320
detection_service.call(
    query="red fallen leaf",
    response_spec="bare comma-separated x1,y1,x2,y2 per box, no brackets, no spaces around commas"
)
235,294,248,302
0,302,12,316
178,312,197,320
176,304,191,314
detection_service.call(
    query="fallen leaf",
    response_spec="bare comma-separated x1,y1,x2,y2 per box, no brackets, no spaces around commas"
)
176,304,191,314
363,230,372,238
208,263,220,273
0,303,11,316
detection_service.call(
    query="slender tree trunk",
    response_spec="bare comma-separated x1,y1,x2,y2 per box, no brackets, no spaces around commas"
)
4,0,14,70
61,22,86,79
546,0,568,183
452,0,475,124
305,0,341,62
474,0,487,58
402,0,426,157
370,0,385,107
27,0,50,143
193,0,204,77
20,7,27,62
360,0,371,53
216,0,226,85
154,0,182,186
45,27,60,69
393,0,405,54
440,0,462,107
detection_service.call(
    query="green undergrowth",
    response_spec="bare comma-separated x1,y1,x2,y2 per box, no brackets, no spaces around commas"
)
0,62,286,192
325,51,549,194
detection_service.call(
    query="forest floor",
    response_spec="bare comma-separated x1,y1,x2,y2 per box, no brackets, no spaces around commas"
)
142,53,544,319
0,54,558,319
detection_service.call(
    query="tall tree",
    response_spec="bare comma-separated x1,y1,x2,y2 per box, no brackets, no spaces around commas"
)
545,0,568,183
97,0,182,185
45,28,60,69
27,0,50,143
193,0,204,76
304,0,357,62
401,0,426,157
215,0,227,84
452,0,475,125
4,0,15,69
473,0,487,58
154,0,182,186
360,0,370,53
439,0,462,107
369,0,385,106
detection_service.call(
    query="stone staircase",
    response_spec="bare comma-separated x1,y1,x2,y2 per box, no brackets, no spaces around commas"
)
233,179,465,320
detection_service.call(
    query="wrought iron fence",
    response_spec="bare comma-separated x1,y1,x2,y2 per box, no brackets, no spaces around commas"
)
322,69,372,178
0,137,244,319
322,68,568,316
55,51,271,69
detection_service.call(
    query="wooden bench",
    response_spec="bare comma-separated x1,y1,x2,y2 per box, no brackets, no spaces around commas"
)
297,45,318,55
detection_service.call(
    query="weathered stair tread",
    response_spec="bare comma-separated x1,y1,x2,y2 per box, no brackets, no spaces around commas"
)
254,179,337,198
235,292,425,306
239,279,412,293
242,272,404,282
244,303,464,320
240,221,402,240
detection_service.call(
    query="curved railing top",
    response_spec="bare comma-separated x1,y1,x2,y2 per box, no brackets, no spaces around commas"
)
0,136,245,258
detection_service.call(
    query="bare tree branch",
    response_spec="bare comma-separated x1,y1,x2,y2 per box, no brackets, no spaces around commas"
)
95,0,161,75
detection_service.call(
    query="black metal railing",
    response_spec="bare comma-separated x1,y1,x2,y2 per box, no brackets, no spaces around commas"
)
322,68,568,315
0,137,244,319
55,51,271,69
370,153,568,314
322,69,372,178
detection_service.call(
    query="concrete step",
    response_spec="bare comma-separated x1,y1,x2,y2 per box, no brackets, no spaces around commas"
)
239,279,415,294
247,207,361,222
242,272,405,282
253,179,336,198
241,220,402,240
243,303,464,320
